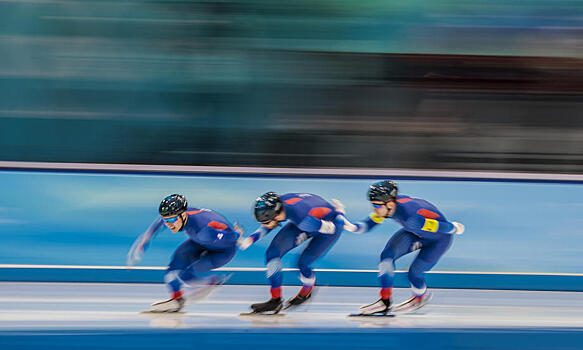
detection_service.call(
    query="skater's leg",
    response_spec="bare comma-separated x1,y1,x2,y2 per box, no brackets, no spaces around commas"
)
151,240,203,312
166,240,205,298
296,224,342,297
408,235,453,296
378,229,418,299
360,230,418,314
264,223,303,299
173,247,237,303
390,235,453,313
250,224,303,313
179,247,236,286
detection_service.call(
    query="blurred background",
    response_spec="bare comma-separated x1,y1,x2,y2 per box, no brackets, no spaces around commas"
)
1,3,583,347
1,0,582,172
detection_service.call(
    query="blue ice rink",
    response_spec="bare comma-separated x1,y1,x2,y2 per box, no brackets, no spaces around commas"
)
0,282,582,350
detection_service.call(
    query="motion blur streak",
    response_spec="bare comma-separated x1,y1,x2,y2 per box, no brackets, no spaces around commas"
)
0,0,582,172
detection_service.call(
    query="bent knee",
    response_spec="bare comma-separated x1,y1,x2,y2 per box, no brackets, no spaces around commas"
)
378,259,395,277
265,246,282,262
380,249,396,261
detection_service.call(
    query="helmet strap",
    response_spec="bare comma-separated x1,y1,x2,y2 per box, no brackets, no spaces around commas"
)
384,200,396,218
177,212,187,231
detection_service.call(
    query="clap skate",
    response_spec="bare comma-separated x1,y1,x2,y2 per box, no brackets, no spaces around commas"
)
240,298,284,316
349,298,393,317
392,292,432,314
148,296,186,313
282,290,313,311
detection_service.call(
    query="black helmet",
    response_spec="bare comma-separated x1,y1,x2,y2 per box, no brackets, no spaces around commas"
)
159,194,188,217
368,180,398,202
254,192,283,223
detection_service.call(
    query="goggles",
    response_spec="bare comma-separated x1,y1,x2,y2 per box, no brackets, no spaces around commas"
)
162,215,180,223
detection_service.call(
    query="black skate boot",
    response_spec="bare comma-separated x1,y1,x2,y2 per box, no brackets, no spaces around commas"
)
358,298,392,315
283,292,312,310
249,298,283,314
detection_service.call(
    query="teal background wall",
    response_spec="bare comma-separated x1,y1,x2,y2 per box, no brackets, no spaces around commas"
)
1,169,582,275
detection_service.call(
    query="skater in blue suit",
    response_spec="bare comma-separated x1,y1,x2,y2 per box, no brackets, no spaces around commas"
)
238,192,344,314
338,181,465,315
127,194,241,312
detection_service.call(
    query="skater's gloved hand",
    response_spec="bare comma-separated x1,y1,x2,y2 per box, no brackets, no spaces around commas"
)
233,221,245,238
330,199,346,215
319,220,337,234
452,222,465,235
341,216,360,233
333,214,359,233
126,238,146,267
237,237,254,250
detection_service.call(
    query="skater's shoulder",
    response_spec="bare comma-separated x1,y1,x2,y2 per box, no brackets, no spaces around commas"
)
185,207,230,221
397,196,441,212
184,207,212,215
280,193,320,203
395,194,412,202
396,195,427,206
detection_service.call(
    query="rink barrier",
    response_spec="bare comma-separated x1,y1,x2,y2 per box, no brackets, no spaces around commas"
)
1,265,582,292
1,161,583,182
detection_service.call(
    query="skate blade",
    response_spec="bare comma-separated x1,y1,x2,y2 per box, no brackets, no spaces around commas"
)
392,304,428,315
392,299,413,311
358,303,378,310
140,310,186,315
282,299,310,311
392,294,433,313
281,304,297,311
239,311,285,317
348,312,396,318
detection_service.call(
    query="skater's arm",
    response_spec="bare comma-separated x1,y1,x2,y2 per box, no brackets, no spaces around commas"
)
330,199,361,233
126,217,165,266
337,212,384,235
297,212,338,234
197,225,239,248
237,226,272,250
404,215,465,235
